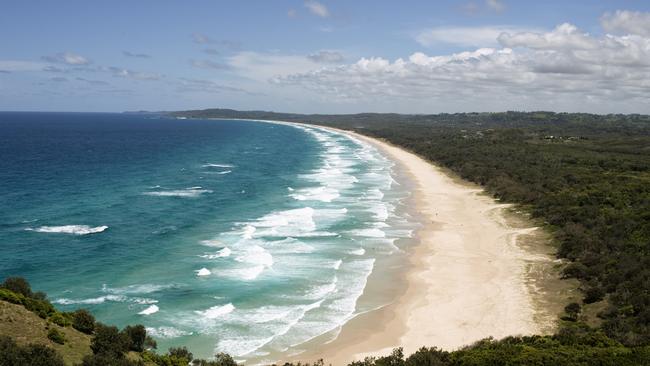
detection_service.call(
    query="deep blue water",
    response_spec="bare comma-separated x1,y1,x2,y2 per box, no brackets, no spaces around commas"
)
0,112,415,361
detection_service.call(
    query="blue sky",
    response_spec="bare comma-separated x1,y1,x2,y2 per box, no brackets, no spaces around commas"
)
1,0,650,113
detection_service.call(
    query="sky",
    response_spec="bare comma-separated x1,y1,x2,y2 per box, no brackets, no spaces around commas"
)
1,0,650,114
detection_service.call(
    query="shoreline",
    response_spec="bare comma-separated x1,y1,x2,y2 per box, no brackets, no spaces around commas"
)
194,118,570,364
292,128,573,364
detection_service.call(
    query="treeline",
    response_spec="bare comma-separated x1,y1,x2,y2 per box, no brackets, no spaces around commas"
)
172,109,650,347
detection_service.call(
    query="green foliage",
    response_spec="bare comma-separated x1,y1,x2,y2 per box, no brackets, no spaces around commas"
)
123,324,147,352
47,327,66,345
50,312,72,327
90,323,129,358
72,308,96,334
563,302,582,322
0,335,65,366
1,276,33,298
81,353,144,366
0,287,24,305
190,352,238,366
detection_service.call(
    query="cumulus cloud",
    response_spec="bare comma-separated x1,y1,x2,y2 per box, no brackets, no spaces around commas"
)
76,77,110,85
123,51,151,58
307,50,344,63
498,23,598,50
275,19,650,112
42,52,90,65
228,51,325,81
416,26,534,47
305,0,329,18
601,10,650,37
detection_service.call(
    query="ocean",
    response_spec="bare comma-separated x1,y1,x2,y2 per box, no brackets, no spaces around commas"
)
0,112,417,362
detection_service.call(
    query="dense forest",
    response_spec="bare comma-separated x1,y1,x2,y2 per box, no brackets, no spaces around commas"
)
171,109,650,348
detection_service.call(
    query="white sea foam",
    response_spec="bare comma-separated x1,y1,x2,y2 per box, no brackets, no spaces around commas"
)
53,295,126,305
102,283,176,295
203,163,234,168
146,326,193,339
26,225,108,235
143,187,212,198
235,245,273,267
199,247,232,259
138,305,159,315
349,248,365,256
216,170,232,175
196,303,235,319
349,228,386,238
290,186,340,202
242,225,256,239
196,268,212,276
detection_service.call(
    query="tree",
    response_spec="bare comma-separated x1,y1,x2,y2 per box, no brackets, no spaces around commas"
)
1,277,32,298
123,324,147,352
90,323,129,357
563,303,582,322
72,309,96,334
47,327,66,345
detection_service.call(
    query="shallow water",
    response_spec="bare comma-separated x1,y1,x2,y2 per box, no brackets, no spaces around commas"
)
0,113,416,361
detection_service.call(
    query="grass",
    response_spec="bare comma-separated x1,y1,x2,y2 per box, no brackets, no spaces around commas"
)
0,300,92,365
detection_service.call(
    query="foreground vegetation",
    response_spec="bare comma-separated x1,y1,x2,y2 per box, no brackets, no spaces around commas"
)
3,277,650,365
173,109,650,348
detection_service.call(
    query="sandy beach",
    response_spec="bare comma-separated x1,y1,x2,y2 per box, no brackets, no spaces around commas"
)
284,126,570,365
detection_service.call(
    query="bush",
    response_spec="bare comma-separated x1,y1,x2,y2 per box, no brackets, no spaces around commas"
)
0,288,25,304
23,297,56,318
584,286,606,304
0,335,65,366
81,353,144,366
123,324,147,352
50,312,72,327
1,277,33,298
563,303,582,322
72,309,96,334
91,323,129,357
47,327,66,345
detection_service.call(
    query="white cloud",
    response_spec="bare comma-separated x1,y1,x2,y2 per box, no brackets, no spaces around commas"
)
416,25,535,48
486,0,505,12
227,51,324,81
601,10,650,37
304,0,329,18
275,20,650,113
287,9,297,18
123,51,151,58
42,52,90,65
498,23,598,50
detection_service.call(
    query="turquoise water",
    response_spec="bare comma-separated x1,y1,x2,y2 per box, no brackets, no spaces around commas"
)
0,113,416,362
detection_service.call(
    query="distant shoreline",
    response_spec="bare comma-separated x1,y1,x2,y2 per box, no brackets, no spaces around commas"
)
191,117,568,364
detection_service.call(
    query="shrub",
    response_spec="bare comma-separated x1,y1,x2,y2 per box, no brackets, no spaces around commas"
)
1,277,33,298
91,323,129,357
23,297,55,318
584,286,606,304
0,335,65,366
81,353,144,366
563,303,582,322
123,324,147,352
50,312,72,327
0,288,24,305
72,309,96,334
47,327,66,345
